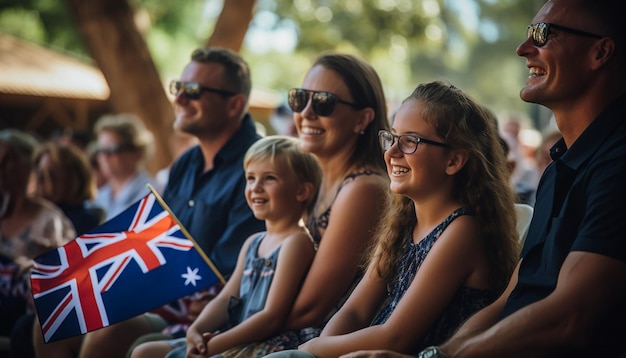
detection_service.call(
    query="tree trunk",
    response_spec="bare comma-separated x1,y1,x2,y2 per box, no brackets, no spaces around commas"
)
64,0,174,175
207,0,257,51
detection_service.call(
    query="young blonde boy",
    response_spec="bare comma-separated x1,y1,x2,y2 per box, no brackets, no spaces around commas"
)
131,135,322,358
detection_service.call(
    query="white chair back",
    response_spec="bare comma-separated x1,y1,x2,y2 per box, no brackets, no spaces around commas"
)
515,203,534,246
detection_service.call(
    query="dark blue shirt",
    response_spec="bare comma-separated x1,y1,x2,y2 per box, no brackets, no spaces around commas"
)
501,95,626,355
163,114,265,277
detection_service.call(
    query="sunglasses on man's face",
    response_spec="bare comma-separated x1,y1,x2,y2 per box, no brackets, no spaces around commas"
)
526,22,604,47
287,88,360,117
169,80,236,100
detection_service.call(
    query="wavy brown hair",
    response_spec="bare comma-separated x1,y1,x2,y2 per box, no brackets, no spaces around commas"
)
370,81,519,294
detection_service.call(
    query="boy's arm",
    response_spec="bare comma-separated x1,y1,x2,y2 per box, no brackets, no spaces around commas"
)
207,232,316,355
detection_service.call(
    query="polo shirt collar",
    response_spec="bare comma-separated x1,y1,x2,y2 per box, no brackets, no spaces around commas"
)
551,93,626,170
213,113,257,166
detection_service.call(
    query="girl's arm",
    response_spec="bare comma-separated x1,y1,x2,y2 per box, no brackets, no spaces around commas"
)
286,176,388,329
317,256,390,337
300,216,486,358
207,231,316,355
185,235,252,355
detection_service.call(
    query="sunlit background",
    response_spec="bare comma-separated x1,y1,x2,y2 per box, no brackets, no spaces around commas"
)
0,0,552,138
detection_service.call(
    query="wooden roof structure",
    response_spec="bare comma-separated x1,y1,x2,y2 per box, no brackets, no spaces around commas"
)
0,33,281,137
0,33,111,134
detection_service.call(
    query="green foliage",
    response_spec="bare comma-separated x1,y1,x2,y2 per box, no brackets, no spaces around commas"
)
0,0,544,120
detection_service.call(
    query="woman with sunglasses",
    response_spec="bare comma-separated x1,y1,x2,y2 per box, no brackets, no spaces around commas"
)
92,113,157,220
199,53,391,358
265,81,520,358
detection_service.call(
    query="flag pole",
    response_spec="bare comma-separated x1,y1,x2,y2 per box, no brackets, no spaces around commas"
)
147,184,226,285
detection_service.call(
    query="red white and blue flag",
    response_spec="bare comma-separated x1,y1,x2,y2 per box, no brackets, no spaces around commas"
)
31,189,223,343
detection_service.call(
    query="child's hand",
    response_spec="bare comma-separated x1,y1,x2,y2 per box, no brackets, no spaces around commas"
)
186,330,217,357
186,328,208,357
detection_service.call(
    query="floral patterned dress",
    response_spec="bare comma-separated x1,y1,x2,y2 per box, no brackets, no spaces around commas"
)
371,207,496,353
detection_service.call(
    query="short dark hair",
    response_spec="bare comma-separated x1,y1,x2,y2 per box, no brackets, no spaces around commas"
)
191,47,252,102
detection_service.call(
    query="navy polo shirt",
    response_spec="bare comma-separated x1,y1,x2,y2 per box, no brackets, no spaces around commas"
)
163,114,265,277
500,94,626,330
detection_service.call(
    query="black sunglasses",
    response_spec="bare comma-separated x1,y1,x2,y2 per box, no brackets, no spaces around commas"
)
526,22,603,47
169,80,236,99
378,130,448,155
287,88,360,117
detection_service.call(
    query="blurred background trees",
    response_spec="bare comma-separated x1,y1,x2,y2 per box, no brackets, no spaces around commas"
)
0,0,550,170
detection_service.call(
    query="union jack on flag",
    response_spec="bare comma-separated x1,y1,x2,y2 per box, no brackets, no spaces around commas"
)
31,190,224,343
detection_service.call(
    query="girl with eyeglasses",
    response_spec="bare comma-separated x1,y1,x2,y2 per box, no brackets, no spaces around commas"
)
265,81,520,358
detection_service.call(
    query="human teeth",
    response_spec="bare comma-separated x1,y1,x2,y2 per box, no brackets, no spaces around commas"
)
392,166,409,174
529,67,545,77
252,198,267,203
301,127,323,135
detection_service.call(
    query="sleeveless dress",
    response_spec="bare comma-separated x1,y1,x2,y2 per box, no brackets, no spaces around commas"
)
165,233,284,358
371,207,496,353
227,233,281,327
213,171,381,358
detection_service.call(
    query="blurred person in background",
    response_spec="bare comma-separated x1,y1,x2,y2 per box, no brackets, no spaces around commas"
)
11,141,106,358
500,119,540,206
33,141,105,234
0,130,75,353
270,104,298,137
92,113,157,220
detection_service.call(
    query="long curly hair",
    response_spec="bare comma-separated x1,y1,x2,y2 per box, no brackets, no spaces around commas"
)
370,81,519,294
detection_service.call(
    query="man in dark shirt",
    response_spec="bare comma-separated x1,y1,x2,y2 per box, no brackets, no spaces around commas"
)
338,1,626,357
428,0,626,356
163,48,265,276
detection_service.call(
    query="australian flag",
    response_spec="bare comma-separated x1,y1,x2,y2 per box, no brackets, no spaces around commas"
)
31,189,224,343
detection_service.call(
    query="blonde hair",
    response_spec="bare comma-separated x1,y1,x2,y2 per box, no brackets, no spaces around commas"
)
244,135,322,219
371,81,519,294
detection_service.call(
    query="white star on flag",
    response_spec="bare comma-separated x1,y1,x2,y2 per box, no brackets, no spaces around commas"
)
181,266,202,286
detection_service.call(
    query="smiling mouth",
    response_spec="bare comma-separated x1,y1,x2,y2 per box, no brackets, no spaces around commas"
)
392,166,409,175
528,67,546,77
300,127,324,135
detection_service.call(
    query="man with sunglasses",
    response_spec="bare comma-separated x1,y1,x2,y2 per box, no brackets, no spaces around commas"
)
150,46,266,349
423,0,626,357
341,0,626,357
39,47,266,358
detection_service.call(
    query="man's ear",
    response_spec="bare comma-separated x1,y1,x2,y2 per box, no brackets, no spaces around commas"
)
354,107,375,134
226,94,247,118
591,37,615,70
296,182,314,203
445,150,469,176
